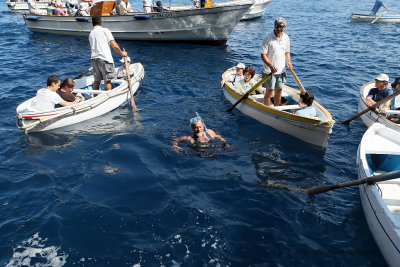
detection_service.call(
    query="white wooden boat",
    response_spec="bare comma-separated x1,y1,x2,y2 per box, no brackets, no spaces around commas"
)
358,81,400,131
221,68,335,148
351,13,400,23
16,63,144,133
215,0,272,20
357,123,400,267
7,0,50,12
23,0,252,45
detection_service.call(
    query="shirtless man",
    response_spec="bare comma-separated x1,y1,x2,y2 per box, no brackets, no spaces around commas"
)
172,115,227,151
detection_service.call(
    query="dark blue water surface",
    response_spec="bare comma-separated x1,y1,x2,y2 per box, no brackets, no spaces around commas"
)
1,0,399,265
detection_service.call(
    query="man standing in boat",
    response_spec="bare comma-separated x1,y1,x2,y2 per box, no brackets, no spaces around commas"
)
89,15,127,91
370,0,389,16
261,17,293,107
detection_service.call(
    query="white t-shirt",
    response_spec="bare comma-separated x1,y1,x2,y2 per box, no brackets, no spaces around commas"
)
119,1,132,15
261,31,290,74
89,26,115,63
143,0,151,7
295,106,317,117
31,88,63,111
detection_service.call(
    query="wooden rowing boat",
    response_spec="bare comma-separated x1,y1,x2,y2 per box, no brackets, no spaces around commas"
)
221,68,335,148
350,13,400,23
16,63,144,133
358,81,400,131
357,123,400,267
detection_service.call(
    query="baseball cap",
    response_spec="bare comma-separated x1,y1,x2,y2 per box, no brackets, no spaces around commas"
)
375,73,389,82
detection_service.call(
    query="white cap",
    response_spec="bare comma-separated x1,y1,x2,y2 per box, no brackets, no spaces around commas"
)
375,73,389,82
120,57,131,63
236,63,245,69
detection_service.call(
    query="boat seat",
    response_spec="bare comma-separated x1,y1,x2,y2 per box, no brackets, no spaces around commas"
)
274,104,301,111
378,183,400,215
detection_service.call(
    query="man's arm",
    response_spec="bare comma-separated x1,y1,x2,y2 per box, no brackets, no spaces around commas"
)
261,54,277,73
110,40,128,57
172,136,193,150
285,52,293,70
207,129,227,145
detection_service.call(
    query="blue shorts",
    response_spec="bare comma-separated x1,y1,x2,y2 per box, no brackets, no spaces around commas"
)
262,72,287,90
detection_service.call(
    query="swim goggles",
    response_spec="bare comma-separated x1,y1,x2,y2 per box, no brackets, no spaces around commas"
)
190,115,202,125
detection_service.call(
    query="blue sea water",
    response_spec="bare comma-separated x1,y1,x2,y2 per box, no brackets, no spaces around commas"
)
0,0,399,265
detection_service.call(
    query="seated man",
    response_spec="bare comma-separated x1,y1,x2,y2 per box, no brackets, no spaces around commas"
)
31,75,82,112
220,62,245,87
78,0,91,16
295,91,317,117
366,73,393,113
116,57,135,79
391,77,400,110
155,1,164,12
172,115,227,151
56,78,84,105
119,0,133,15
235,66,263,95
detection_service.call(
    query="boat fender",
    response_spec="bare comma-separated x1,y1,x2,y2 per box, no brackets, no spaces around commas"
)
134,14,150,20
76,17,90,22
26,16,39,21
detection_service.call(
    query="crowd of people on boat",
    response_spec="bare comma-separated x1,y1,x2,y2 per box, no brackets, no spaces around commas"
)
27,0,168,16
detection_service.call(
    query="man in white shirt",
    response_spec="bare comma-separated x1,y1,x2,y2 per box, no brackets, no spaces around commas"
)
31,75,81,111
89,15,127,91
143,0,152,13
27,0,47,15
119,0,133,15
261,17,293,107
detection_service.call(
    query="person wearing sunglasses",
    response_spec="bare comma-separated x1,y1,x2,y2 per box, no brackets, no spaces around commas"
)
261,17,293,107
172,115,227,151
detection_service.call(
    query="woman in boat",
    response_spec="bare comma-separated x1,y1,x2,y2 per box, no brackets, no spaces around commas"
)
235,66,264,95
172,115,227,151
31,75,82,112
390,77,400,110
56,78,85,105
219,63,245,87
295,91,317,117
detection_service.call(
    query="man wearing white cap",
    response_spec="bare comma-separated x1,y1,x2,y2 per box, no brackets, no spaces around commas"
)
220,63,245,87
116,57,135,79
261,17,293,107
366,73,393,113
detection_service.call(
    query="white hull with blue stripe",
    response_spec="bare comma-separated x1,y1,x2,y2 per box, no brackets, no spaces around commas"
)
357,123,400,267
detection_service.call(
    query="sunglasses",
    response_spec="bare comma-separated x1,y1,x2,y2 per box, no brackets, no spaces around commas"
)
275,24,285,29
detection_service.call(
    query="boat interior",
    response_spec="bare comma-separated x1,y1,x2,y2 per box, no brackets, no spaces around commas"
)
367,153,400,219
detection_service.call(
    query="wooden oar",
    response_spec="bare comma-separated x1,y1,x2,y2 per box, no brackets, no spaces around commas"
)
371,10,388,24
123,49,136,110
225,73,272,112
341,89,400,124
289,68,306,94
73,66,93,80
123,49,141,126
261,170,400,195
305,170,400,195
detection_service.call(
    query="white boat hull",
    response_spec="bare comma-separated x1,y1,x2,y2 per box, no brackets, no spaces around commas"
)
221,69,334,148
241,0,272,20
23,1,252,44
357,123,400,267
16,63,144,133
358,81,400,131
351,13,400,23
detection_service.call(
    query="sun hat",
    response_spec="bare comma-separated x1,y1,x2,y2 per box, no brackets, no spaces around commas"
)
236,63,245,69
120,57,131,63
375,73,389,82
392,77,400,88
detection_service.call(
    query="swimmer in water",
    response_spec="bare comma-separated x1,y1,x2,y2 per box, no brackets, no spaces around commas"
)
172,115,227,151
